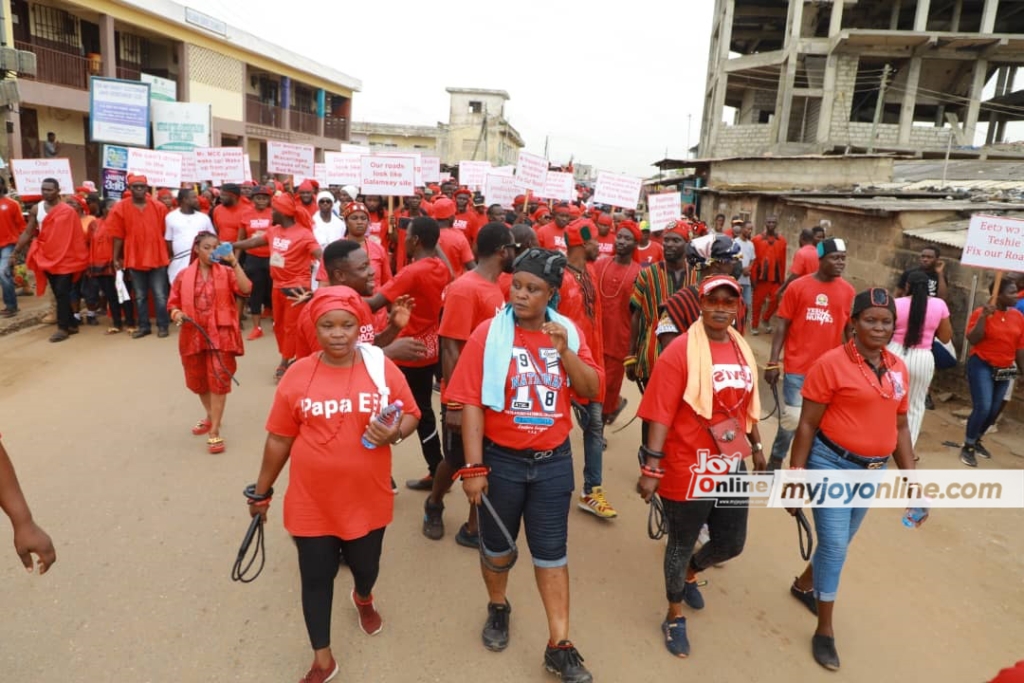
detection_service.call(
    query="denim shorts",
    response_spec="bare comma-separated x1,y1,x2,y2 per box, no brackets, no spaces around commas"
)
480,440,574,568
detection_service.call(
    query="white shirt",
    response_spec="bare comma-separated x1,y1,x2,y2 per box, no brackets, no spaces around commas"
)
165,208,215,283
312,211,346,249
736,236,755,285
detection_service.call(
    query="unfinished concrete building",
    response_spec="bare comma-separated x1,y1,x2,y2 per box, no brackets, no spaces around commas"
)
700,0,1024,158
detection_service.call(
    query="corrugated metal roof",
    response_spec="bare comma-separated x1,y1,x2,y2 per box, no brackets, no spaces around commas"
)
893,160,1024,182
900,180,1024,192
904,213,1024,249
783,197,1015,213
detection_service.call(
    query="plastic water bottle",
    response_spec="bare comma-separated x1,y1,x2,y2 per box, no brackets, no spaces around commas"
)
902,503,930,528
362,400,403,449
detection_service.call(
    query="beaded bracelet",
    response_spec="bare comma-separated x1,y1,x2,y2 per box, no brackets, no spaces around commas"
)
452,464,490,482
639,444,665,460
640,465,665,479
244,484,274,502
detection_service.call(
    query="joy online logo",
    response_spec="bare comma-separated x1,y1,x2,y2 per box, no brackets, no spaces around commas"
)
689,449,744,475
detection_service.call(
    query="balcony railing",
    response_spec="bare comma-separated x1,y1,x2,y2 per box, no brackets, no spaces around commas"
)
324,115,348,141
116,65,141,81
246,95,284,128
290,109,318,135
15,40,89,89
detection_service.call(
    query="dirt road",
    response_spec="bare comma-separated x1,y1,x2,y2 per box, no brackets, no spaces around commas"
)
1,321,1021,682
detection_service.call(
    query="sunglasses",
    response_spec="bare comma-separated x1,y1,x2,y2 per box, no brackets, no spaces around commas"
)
868,287,891,307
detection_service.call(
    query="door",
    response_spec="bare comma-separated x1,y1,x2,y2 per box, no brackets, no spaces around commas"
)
20,107,39,161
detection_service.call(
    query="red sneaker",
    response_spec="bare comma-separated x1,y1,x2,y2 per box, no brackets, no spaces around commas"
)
351,590,383,635
299,657,338,683
247,326,264,341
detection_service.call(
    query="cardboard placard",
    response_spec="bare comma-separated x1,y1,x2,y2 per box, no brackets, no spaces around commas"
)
459,160,492,189
10,158,74,195
126,148,183,188
961,215,1024,272
592,171,643,209
267,141,315,177
324,152,362,186
180,152,199,183
515,150,548,192
647,192,682,232
195,148,246,184
539,171,574,201
422,155,441,184
484,172,518,210
243,154,253,182
376,152,422,187
360,155,416,196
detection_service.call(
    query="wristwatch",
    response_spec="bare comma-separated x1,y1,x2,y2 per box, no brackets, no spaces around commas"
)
391,432,404,446
752,442,763,453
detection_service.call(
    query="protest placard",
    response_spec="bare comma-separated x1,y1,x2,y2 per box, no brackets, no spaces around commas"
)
195,148,246,184
961,215,1024,272
10,158,74,195
376,152,422,187
422,156,441,183
243,154,253,182
180,152,198,183
267,141,315,177
440,172,452,182
592,172,643,209
493,165,516,176
459,160,492,189
647,192,682,231
539,171,574,201
484,173,519,210
325,152,362,186
126,148,182,188
515,150,548,192
294,163,328,189
360,155,416,196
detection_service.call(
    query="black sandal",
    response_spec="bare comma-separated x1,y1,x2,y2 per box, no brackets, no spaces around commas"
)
790,578,818,615
812,634,840,670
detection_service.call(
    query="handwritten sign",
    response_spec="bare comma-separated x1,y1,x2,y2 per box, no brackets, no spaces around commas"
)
592,171,643,209
194,148,246,184
515,150,548,192
484,173,519,210
539,171,574,201
493,165,516,176
293,163,328,189
422,156,441,184
126,148,182,188
961,214,1024,272
459,160,492,189
10,158,74,195
267,141,315,177
325,152,362,186
179,152,198,182
648,192,682,232
243,154,253,182
376,152,422,187
360,155,416,196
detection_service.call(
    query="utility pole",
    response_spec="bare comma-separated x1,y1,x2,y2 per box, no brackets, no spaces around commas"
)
867,64,892,153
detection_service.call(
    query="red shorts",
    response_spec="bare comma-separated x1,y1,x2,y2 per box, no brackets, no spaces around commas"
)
182,351,237,395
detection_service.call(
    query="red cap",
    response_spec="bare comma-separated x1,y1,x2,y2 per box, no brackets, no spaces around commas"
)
568,205,582,218
596,214,613,227
454,187,473,199
126,174,148,186
432,197,456,220
699,275,742,297
296,180,315,193
532,206,551,221
565,219,594,248
513,194,526,206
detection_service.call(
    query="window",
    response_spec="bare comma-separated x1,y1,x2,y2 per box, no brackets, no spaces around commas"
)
31,5,81,50
469,100,483,114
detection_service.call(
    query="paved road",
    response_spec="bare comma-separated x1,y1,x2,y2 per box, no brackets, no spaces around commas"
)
1,320,1021,682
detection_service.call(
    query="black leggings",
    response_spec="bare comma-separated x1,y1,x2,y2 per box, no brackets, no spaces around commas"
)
400,364,443,476
244,255,273,315
294,528,386,650
661,494,748,604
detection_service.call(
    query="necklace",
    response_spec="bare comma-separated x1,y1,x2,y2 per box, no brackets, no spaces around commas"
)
303,351,360,444
598,260,631,299
845,339,894,399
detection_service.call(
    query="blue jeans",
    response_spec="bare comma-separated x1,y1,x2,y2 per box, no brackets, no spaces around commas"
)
480,440,574,568
129,267,170,332
769,373,805,463
808,436,882,602
965,355,1011,444
574,400,604,494
740,283,752,316
0,244,16,311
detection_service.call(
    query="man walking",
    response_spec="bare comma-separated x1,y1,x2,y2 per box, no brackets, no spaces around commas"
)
750,215,787,335
0,177,26,318
594,220,641,425
165,188,214,284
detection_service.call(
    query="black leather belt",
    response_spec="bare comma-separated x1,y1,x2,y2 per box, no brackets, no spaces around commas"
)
484,439,570,461
816,431,889,469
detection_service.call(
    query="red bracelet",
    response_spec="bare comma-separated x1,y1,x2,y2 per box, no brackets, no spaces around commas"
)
640,465,665,479
453,464,490,482
247,497,272,507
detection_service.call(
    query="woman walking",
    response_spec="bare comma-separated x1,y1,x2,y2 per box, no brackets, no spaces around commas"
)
446,248,602,683
636,275,764,659
246,287,420,683
168,232,251,454
786,287,920,670
888,270,952,447
960,277,1024,466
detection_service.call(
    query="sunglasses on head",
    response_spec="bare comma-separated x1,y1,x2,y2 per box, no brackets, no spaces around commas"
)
869,287,891,307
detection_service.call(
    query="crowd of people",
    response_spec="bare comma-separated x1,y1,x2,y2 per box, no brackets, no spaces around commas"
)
1,169,1023,683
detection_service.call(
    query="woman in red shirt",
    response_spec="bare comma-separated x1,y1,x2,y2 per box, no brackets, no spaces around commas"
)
785,288,919,671
636,275,764,659
246,287,420,683
960,277,1024,466
447,248,601,683
363,195,389,253
168,232,251,454
342,202,392,291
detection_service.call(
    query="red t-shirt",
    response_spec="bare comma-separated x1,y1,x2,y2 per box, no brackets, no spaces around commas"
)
637,334,756,502
537,224,568,253
802,344,910,457
0,196,26,247
212,203,247,243
595,232,616,260
265,353,420,539
446,318,598,450
267,224,320,289
378,256,450,367
558,265,604,365
438,271,506,401
105,197,170,270
437,228,475,279
634,240,663,265
366,211,389,253
594,258,641,359
790,244,819,278
452,212,480,247
240,207,273,258
777,275,856,375
968,307,1024,368
293,285,380,360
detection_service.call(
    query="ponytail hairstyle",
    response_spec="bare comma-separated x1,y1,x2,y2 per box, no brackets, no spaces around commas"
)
903,270,930,349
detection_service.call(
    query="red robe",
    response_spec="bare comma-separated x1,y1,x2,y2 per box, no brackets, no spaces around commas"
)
26,202,89,294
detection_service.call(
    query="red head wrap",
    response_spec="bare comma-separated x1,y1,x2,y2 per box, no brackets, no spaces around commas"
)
126,174,148,187
596,214,613,227
532,206,551,221
272,193,312,229
198,196,211,212
568,205,582,218
68,195,89,214
308,286,374,342
565,219,594,248
664,220,689,239
553,202,572,216
157,188,173,199
342,201,369,219
296,180,315,194
454,187,473,199
513,195,526,207
619,220,642,242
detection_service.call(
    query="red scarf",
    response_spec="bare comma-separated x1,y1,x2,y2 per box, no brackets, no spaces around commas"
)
178,260,236,330
26,202,89,294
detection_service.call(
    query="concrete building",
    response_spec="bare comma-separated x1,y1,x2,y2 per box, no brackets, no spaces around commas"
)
5,0,359,183
349,122,440,154
700,0,1024,159
442,87,524,166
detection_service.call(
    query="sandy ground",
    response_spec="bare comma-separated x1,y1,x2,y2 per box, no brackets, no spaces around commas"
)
0,319,1022,682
